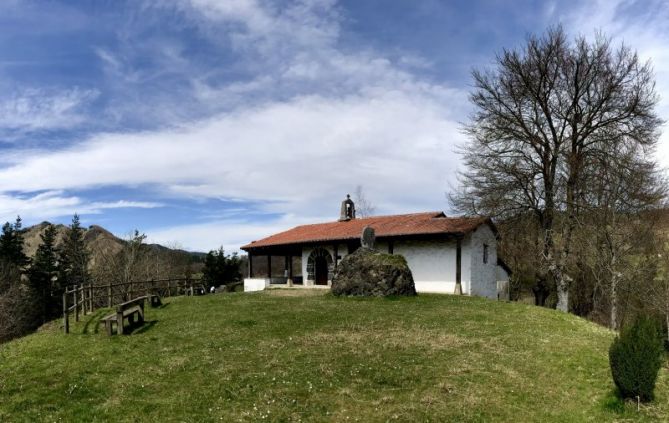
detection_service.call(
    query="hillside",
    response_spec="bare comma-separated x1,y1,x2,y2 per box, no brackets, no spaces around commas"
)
0,291,666,421
21,222,204,268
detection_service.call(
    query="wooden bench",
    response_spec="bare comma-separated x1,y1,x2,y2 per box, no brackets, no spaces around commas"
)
186,285,206,296
100,296,147,336
148,293,162,308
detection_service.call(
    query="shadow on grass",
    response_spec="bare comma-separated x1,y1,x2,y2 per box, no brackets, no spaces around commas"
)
81,309,112,335
79,309,159,336
232,319,257,328
601,388,625,414
125,320,157,335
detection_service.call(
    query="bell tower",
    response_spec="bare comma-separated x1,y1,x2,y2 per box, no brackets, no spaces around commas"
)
339,194,356,221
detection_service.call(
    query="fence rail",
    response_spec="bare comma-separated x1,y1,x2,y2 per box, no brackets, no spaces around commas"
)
62,277,203,333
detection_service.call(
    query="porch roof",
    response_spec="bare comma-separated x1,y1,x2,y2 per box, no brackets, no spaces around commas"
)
241,212,493,251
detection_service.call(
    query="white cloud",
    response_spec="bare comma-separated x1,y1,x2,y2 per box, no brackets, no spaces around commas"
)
174,0,340,52
0,191,162,223
0,89,464,217
146,215,311,252
1,0,468,250
0,88,98,136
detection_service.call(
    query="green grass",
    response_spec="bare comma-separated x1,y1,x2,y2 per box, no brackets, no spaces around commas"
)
0,290,667,422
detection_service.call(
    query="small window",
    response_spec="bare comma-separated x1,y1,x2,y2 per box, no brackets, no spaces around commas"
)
483,244,489,264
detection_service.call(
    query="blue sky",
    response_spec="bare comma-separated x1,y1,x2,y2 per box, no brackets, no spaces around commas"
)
1,0,668,251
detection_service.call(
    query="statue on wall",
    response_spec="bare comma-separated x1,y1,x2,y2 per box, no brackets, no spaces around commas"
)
361,225,375,250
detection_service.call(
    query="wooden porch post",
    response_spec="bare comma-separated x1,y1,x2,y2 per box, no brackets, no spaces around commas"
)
267,255,272,280
286,256,293,286
454,237,463,295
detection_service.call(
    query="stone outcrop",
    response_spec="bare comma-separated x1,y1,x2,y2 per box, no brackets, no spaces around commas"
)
331,248,417,297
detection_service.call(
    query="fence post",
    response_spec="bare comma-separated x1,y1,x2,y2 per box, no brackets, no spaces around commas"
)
63,290,69,334
83,284,88,315
107,281,112,308
79,283,87,317
85,284,89,314
74,285,79,322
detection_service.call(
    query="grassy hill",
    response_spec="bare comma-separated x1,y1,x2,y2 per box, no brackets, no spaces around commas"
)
0,291,667,422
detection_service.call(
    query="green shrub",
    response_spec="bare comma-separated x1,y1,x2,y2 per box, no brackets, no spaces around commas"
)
609,316,665,402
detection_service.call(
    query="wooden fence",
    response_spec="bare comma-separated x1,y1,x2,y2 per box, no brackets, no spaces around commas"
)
62,277,203,333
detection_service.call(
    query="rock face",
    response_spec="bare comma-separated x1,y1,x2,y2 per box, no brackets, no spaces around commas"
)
331,248,417,297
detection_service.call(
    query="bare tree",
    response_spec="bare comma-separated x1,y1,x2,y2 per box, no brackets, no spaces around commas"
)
91,232,198,302
579,147,665,328
631,236,669,343
91,230,150,301
452,26,662,311
354,185,376,218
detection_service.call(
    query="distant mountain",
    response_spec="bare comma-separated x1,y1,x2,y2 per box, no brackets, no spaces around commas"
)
21,222,205,268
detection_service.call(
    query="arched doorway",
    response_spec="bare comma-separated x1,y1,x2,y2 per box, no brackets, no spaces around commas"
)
307,248,333,285
315,255,329,285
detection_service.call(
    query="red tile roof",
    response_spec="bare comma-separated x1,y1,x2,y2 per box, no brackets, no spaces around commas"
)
241,212,493,250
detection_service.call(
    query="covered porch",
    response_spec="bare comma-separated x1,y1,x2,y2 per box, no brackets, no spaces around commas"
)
244,245,305,291
243,241,360,291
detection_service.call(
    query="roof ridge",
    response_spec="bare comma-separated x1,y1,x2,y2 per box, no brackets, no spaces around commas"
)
241,212,493,250
293,211,444,229
357,211,444,220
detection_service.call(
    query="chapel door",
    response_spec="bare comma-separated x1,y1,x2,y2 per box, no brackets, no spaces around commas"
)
315,256,329,285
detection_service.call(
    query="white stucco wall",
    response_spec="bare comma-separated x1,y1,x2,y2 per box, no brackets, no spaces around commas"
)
244,278,269,292
393,239,458,294
467,224,498,299
461,236,472,295
245,223,500,299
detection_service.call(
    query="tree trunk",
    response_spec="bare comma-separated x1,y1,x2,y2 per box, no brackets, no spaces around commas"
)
665,297,669,346
554,266,569,312
609,248,619,330
610,276,618,330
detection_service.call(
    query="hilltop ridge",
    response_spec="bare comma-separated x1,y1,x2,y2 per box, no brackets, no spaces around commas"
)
20,222,205,267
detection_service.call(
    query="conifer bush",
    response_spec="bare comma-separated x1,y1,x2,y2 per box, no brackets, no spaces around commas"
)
609,316,665,402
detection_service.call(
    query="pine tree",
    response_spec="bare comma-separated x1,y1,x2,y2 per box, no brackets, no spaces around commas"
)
28,224,59,323
202,247,242,287
59,214,89,287
0,216,29,268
